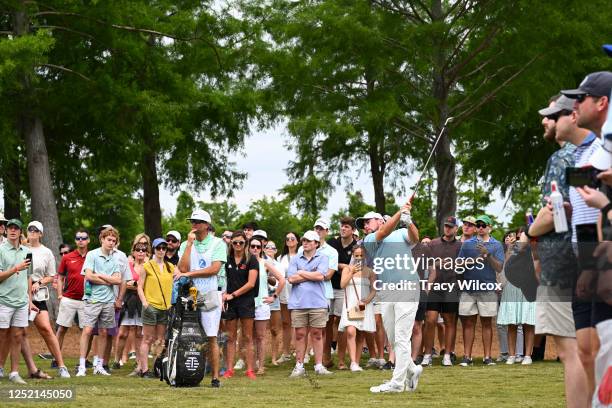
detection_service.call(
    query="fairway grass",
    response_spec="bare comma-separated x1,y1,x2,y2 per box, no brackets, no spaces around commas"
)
0,358,565,407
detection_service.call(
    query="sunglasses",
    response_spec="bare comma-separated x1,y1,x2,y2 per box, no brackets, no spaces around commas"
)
27,227,40,233
546,110,573,121
286,236,296,241
231,241,245,246
575,93,596,103
155,246,168,251
134,248,148,253
265,246,277,250
222,234,232,239
60,250,70,255
166,238,178,244
250,244,262,249
190,220,205,224
75,236,89,241
475,223,488,228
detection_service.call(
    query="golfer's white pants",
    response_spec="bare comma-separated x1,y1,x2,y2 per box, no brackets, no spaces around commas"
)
381,301,419,387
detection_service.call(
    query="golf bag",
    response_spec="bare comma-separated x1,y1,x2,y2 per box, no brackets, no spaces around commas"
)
161,278,208,387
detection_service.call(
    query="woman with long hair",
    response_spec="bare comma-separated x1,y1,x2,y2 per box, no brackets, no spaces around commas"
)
222,231,258,379
276,231,300,363
113,237,147,374
249,237,284,375
137,238,174,377
338,245,377,371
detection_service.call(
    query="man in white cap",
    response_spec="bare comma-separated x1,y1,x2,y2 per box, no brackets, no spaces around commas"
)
165,231,181,265
286,230,330,377
177,209,226,388
360,203,423,393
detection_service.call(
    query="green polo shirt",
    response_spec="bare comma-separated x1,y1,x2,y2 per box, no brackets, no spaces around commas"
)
81,247,119,303
0,242,33,308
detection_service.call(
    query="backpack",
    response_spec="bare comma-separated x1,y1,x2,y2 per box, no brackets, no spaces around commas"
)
162,279,208,387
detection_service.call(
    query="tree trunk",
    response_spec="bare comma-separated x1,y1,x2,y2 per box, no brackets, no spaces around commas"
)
23,117,63,261
142,143,162,239
3,156,21,219
14,3,62,261
368,134,387,214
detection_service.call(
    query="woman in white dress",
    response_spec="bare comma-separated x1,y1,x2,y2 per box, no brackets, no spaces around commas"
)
338,245,376,372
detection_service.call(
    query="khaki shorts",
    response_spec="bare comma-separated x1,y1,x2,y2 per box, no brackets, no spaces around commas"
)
83,301,116,329
535,285,575,338
459,291,497,317
142,305,168,326
291,308,328,328
0,304,29,329
329,289,344,317
56,297,85,328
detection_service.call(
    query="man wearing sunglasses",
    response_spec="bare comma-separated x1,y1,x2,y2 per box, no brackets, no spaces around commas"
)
56,229,90,355
457,215,504,367
177,209,227,388
164,231,181,266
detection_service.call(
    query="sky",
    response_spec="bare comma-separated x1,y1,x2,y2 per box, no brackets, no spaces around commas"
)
158,123,512,224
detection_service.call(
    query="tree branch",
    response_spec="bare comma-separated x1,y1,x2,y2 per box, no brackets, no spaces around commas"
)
446,25,501,84
32,24,95,41
40,63,92,81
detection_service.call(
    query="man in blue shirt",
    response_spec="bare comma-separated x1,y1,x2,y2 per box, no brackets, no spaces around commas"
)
457,215,504,367
360,202,422,394
287,230,330,377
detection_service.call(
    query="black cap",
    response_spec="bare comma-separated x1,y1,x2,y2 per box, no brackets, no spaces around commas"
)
561,71,612,98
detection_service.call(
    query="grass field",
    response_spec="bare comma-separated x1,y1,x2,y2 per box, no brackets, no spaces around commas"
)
0,356,566,407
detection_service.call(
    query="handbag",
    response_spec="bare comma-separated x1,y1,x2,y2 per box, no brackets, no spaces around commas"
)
345,278,365,320
33,285,49,302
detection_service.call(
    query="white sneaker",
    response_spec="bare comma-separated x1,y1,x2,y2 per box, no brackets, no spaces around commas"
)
314,366,333,375
521,356,533,365
350,362,363,372
506,356,516,365
9,373,27,384
442,354,452,366
406,365,423,392
93,365,110,376
0,367,4,378
234,359,245,370
377,358,387,368
366,358,378,368
57,366,71,378
370,381,404,393
309,349,314,356
76,366,87,377
289,366,305,378
276,354,292,364
421,354,432,366
515,355,524,363
303,354,310,364
92,356,100,367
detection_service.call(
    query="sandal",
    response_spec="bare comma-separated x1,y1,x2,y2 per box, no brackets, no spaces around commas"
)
256,367,265,376
30,369,53,379
337,363,347,370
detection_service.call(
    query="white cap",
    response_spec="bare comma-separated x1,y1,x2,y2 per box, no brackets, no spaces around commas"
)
187,210,211,223
314,218,330,230
253,229,268,239
589,137,612,170
0,212,6,222
302,230,320,242
28,220,44,233
166,230,181,241
355,211,384,229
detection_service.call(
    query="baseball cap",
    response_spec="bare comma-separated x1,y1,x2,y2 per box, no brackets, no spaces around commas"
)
444,216,458,227
589,135,612,170
152,238,168,248
462,216,477,225
302,230,320,242
27,221,44,233
187,210,211,223
314,218,330,230
538,95,575,116
603,44,612,57
7,219,23,229
476,215,493,225
561,71,612,98
355,212,384,229
253,230,268,239
166,230,181,241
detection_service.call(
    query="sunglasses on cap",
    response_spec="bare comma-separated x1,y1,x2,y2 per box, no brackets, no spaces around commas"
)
27,227,40,233
231,240,245,246
475,222,488,228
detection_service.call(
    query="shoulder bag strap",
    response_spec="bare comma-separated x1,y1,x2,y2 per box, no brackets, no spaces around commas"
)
149,260,168,309
351,277,360,302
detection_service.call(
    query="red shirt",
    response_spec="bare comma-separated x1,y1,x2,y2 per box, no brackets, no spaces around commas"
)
58,249,87,300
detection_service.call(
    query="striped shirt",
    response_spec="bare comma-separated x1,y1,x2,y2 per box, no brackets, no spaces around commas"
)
569,132,602,242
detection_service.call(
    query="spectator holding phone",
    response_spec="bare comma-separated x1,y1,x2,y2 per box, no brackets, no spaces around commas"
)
0,219,34,384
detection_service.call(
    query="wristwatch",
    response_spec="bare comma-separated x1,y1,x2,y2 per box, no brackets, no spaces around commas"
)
273,293,278,299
